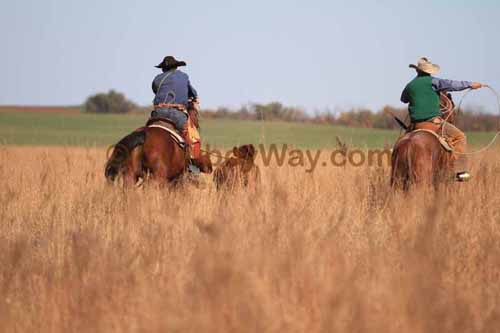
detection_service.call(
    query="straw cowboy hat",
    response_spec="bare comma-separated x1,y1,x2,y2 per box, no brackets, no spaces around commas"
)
155,56,187,70
409,57,440,74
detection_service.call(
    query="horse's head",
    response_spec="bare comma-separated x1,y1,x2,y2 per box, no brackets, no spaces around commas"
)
232,144,256,162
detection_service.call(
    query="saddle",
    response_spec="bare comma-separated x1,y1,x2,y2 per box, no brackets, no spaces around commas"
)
409,129,454,152
405,119,454,152
146,100,202,159
145,114,202,160
146,117,186,148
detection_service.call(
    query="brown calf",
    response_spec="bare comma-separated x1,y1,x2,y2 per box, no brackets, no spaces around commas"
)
213,144,260,190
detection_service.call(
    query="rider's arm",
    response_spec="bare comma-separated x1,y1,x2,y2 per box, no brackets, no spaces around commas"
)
432,78,472,92
188,80,198,99
401,86,410,104
152,80,158,94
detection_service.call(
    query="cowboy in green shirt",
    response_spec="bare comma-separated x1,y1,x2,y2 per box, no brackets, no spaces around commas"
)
401,57,484,181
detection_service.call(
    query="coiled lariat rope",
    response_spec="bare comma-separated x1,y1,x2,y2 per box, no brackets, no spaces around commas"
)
441,85,500,155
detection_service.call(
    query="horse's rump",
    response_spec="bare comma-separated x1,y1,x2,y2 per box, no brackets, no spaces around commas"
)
411,129,454,152
146,117,186,148
142,121,189,182
391,131,453,189
147,113,201,159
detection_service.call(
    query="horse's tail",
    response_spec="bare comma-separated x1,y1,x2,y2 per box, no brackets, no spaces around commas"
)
391,137,415,190
105,130,145,181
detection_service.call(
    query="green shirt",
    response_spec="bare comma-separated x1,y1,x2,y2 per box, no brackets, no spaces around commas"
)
401,74,441,122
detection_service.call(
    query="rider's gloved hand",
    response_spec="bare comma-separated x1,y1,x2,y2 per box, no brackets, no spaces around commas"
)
471,82,484,89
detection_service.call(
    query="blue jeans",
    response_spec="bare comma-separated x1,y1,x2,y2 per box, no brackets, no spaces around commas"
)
151,108,188,132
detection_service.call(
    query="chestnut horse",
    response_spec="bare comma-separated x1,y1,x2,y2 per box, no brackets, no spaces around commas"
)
105,119,212,186
390,131,454,190
143,122,212,184
390,93,456,190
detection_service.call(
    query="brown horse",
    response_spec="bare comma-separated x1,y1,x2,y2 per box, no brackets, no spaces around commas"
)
390,93,456,190
105,119,212,187
142,121,213,184
390,131,454,190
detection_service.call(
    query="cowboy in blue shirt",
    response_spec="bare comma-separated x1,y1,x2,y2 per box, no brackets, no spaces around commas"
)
151,56,198,132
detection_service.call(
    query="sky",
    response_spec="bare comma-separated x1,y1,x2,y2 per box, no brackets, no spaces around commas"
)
1,0,499,112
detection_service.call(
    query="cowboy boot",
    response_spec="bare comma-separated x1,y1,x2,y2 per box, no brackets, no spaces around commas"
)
456,171,471,182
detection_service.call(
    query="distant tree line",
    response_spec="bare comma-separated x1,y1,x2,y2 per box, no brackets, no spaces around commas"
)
83,91,499,132
202,103,500,132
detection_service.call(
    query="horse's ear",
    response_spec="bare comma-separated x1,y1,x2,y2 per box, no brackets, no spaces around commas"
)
238,145,248,159
233,146,239,157
248,144,256,159
239,144,255,161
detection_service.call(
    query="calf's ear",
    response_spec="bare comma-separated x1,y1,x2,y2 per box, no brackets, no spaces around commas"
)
248,144,256,159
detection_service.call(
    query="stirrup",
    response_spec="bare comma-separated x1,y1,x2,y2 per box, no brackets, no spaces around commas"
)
456,172,471,182
187,162,200,174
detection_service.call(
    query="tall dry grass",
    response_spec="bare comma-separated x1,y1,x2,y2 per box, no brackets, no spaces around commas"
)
1,145,499,332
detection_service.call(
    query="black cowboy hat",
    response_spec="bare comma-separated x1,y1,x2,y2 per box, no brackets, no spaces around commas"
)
155,56,187,70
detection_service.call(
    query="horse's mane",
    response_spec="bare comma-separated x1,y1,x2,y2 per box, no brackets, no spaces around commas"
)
188,102,200,129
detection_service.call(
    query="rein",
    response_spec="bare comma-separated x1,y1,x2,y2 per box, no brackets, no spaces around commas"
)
199,148,244,161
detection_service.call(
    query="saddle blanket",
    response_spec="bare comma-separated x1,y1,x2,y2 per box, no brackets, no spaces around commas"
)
147,121,185,147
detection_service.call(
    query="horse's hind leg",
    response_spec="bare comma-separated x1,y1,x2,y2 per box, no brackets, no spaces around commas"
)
412,158,433,189
390,152,408,190
145,154,169,186
153,166,168,185
122,146,143,187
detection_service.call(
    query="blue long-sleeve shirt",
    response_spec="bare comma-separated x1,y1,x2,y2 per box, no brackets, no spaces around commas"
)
152,69,198,106
401,77,472,103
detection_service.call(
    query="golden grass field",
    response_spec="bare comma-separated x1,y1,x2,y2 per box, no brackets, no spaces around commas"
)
1,145,500,332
